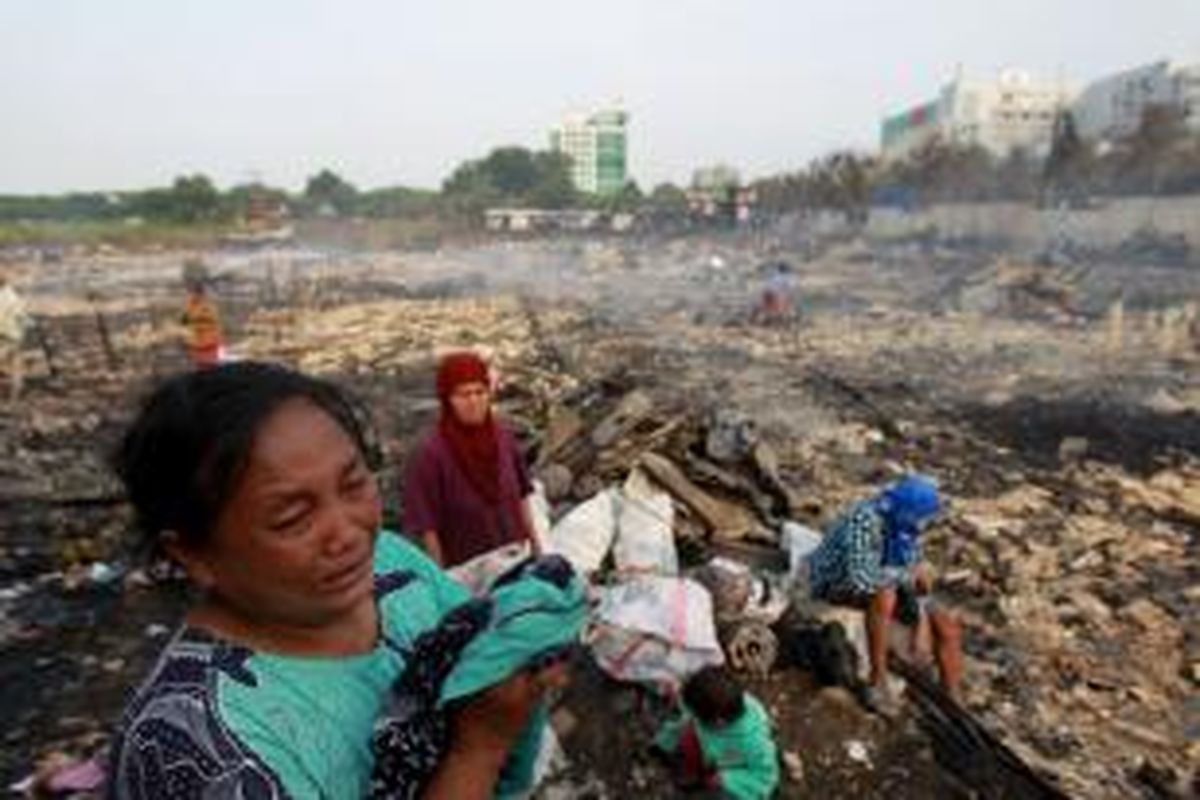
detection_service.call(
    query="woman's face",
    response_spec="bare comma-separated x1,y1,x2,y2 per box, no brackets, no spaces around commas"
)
176,399,382,629
448,381,491,427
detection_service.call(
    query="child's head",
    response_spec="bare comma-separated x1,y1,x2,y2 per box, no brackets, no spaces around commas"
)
682,666,745,728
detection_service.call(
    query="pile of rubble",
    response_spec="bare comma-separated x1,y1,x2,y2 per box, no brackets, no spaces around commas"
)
498,358,1197,798
1,236,1197,798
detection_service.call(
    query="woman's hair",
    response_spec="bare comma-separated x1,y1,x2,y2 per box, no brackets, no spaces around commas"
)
113,362,377,554
682,665,745,726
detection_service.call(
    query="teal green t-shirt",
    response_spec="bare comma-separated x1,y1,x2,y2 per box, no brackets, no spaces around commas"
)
655,693,780,800
107,531,470,799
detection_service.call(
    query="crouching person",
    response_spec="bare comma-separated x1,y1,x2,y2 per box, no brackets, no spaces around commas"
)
653,666,779,799
807,474,963,714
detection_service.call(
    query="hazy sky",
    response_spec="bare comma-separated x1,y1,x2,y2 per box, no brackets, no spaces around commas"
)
2,1,1197,194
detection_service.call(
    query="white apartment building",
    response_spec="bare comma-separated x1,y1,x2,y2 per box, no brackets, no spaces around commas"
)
1072,59,1200,142
882,70,1073,161
549,108,628,195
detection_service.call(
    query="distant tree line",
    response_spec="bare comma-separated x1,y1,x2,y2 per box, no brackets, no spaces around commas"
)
14,107,1192,228
753,103,1200,219
0,145,660,225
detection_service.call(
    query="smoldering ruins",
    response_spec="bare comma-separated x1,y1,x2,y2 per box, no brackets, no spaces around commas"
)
1,211,1197,798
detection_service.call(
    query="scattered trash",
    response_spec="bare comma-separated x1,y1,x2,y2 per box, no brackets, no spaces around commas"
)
704,407,758,464
782,750,805,784
10,753,106,796
780,521,822,593
3,235,1195,799
87,561,121,585
844,739,872,767
721,619,778,676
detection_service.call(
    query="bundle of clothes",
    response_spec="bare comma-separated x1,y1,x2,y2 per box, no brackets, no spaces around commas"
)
370,555,586,799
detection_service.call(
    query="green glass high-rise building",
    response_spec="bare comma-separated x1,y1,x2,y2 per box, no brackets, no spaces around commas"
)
550,108,628,196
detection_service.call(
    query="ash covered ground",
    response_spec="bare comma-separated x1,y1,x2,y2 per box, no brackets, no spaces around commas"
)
1,229,1197,798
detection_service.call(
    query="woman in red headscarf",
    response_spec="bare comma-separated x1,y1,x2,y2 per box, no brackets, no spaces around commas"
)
402,351,541,568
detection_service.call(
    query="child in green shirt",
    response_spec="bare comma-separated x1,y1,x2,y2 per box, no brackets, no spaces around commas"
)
654,666,780,799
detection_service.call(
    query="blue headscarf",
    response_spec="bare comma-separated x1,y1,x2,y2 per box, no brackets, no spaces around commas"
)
876,474,941,567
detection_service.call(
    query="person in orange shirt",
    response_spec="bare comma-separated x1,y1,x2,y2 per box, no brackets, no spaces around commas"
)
181,277,223,369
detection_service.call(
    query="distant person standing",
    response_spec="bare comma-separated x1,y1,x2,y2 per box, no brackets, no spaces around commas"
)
0,272,31,401
403,351,541,569
754,261,795,325
180,260,223,369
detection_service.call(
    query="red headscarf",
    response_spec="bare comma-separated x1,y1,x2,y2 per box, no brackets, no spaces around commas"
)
436,352,501,505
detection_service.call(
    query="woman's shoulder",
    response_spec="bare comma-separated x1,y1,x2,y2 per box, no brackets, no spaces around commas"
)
108,628,295,798
491,419,526,459
830,499,883,536
494,417,520,441
405,426,453,468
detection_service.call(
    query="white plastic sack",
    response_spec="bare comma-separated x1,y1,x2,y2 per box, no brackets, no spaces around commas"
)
781,521,823,595
546,488,617,574
587,575,724,693
613,468,677,576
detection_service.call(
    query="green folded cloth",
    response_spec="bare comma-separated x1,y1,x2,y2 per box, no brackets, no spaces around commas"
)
440,554,588,705
442,555,586,798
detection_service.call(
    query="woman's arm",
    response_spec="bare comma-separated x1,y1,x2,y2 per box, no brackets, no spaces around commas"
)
422,669,545,800
404,436,446,566
420,529,445,567
518,497,543,556
421,740,508,800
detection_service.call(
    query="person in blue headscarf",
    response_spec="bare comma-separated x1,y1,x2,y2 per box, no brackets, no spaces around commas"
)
807,474,963,712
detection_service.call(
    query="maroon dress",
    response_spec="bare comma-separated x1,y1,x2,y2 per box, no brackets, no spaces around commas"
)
402,423,533,567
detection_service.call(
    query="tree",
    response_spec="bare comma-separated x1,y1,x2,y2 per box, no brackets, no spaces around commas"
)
606,180,644,213
0,192,125,222
648,182,688,215
482,148,540,196
527,151,576,209
442,146,577,213
355,186,441,218
442,157,505,216
303,169,358,217
752,172,813,214
883,137,993,203
126,174,221,223
1041,111,1090,205
806,151,875,223
1117,104,1190,195
169,175,221,222
994,147,1038,202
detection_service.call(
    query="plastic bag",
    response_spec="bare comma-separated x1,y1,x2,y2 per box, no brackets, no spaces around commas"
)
780,521,823,597
546,488,617,574
587,575,724,693
613,468,677,575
